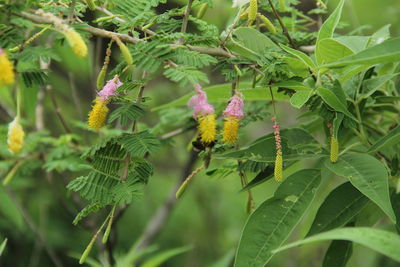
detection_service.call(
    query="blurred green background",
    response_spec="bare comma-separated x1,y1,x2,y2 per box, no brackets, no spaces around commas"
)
1,0,400,266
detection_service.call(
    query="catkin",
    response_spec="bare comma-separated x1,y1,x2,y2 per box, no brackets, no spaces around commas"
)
223,117,240,145
0,51,15,85
330,136,339,163
87,98,109,130
197,3,209,19
115,38,133,65
7,118,25,154
64,28,88,58
274,152,283,182
258,14,277,34
248,0,258,24
198,114,217,143
86,0,96,10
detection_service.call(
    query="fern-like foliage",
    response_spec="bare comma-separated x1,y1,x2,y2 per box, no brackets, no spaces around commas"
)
72,202,103,225
130,41,172,73
108,101,146,126
119,131,161,157
172,48,217,68
20,70,48,88
164,66,209,85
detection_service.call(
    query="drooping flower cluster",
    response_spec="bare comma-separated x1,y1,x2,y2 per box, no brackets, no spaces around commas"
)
35,10,87,58
0,49,15,86
272,117,283,182
188,84,217,144
223,94,244,144
7,118,25,154
87,75,123,131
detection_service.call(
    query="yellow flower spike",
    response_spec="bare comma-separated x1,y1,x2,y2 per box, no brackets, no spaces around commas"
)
64,28,88,58
274,151,283,182
330,136,339,163
223,117,240,145
248,0,258,24
7,118,25,154
87,98,109,131
198,113,216,143
0,50,15,86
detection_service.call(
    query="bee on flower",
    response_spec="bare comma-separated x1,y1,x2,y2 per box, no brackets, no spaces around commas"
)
188,84,217,144
87,75,123,131
0,49,15,86
222,93,244,145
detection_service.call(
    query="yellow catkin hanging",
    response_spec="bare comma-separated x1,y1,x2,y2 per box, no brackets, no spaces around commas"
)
63,28,88,58
197,3,209,19
198,114,217,143
274,152,283,182
114,37,133,65
0,50,15,86
87,98,109,130
258,14,277,34
223,117,240,145
330,136,339,163
7,118,25,154
248,0,258,24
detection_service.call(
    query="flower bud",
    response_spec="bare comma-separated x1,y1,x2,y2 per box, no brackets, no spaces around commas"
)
7,118,24,154
248,0,258,24
330,136,339,163
63,28,88,58
0,49,15,85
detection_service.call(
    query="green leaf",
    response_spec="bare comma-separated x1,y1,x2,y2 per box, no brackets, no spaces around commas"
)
317,87,357,121
323,37,400,68
234,169,321,267
108,102,146,126
216,128,322,162
361,73,400,99
227,27,279,60
290,90,312,109
163,66,209,85
73,202,103,225
272,80,312,91
334,36,370,52
324,153,396,222
317,38,354,63
307,182,368,236
316,0,345,64
111,178,143,205
0,238,7,257
322,240,353,267
141,246,191,267
368,125,400,153
280,44,316,71
369,24,391,47
273,227,400,263
118,131,160,157
152,82,289,111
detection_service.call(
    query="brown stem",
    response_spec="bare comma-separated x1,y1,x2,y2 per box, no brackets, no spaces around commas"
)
267,0,296,49
180,0,194,35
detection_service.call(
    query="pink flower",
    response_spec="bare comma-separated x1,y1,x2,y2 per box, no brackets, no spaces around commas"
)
223,94,244,119
98,75,123,101
188,84,215,119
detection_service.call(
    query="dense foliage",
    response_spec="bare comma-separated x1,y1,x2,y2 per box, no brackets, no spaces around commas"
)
0,0,400,266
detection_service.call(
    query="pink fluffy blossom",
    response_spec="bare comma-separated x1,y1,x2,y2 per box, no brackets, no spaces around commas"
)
188,84,215,119
223,94,244,119
98,75,123,101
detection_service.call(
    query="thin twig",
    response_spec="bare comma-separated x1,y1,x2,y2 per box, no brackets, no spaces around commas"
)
180,0,194,36
267,0,296,48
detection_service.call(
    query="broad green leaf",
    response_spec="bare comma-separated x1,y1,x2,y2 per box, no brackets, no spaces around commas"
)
361,73,400,99
369,24,391,47
152,83,288,111
290,90,312,109
316,0,345,64
368,125,400,153
307,182,368,236
141,247,190,267
338,64,372,83
317,38,354,63
216,128,322,162
240,166,274,192
280,44,316,71
322,240,353,267
272,80,312,91
334,36,370,52
227,27,279,60
391,193,400,232
324,37,400,68
0,238,7,257
324,153,396,222
234,169,321,267
317,87,357,121
273,227,400,263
